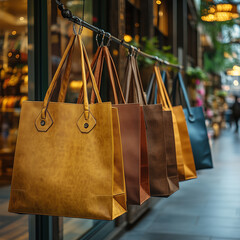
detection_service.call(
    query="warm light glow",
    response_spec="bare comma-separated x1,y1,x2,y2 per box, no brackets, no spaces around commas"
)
215,12,232,22
12,31,16,35
70,81,83,90
15,54,20,59
233,80,239,86
8,52,12,58
201,14,215,22
209,6,216,14
227,66,240,76
134,23,139,28
124,35,133,43
159,11,163,17
216,4,232,12
233,65,240,71
156,0,161,5
224,52,231,58
222,85,230,91
232,52,238,58
19,17,24,21
201,3,239,22
113,49,118,56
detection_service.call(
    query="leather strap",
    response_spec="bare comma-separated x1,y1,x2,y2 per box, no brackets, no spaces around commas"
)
124,56,132,103
77,46,102,104
146,72,155,104
154,65,173,110
124,55,147,105
146,69,167,105
107,48,126,104
90,47,104,103
89,46,126,104
41,34,102,121
172,72,194,117
134,56,147,105
82,40,102,104
41,35,76,119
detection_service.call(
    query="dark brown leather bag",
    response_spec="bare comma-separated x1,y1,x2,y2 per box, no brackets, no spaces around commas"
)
81,46,150,205
147,69,179,196
125,55,179,197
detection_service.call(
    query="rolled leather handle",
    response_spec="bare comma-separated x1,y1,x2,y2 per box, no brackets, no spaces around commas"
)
172,72,194,119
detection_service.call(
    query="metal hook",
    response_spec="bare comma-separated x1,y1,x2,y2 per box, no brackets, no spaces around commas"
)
128,45,134,57
73,23,83,35
96,33,100,47
106,32,112,46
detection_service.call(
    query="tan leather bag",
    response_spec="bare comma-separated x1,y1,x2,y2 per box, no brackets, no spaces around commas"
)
155,66,197,181
8,34,127,220
82,46,150,205
125,55,179,196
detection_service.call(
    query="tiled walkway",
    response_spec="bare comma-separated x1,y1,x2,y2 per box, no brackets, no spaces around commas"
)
119,130,240,240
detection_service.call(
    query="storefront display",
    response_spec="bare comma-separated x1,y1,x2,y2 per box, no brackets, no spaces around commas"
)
0,0,28,239
0,0,28,184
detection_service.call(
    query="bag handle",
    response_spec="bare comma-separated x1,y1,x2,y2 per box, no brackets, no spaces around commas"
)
41,34,102,121
91,46,126,104
154,65,173,110
78,46,126,104
146,72,155,104
125,54,147,105
146,70,167,105
41,34,76,119
172,72,194,121
77,46,102,104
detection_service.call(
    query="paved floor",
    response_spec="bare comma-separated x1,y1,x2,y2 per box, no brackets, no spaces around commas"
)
119,130,240,240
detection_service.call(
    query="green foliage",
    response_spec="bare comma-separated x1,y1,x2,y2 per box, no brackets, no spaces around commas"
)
130,37,178,68
186,66,207,80
216,90,227,98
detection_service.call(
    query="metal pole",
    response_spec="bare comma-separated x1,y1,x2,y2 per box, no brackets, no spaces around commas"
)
55,0,183,70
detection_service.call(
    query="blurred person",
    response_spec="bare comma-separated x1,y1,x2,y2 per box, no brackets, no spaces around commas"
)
231,95,240,133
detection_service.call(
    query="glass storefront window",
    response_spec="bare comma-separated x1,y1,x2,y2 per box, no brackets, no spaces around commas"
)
153,1,169,36
0,0,28,239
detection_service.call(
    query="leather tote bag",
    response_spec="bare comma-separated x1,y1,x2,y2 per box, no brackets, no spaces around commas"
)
8,34,127,220
155,66,197,181
146,70,179,196
83,45,150,205
172,72,213,170
126,55,178,196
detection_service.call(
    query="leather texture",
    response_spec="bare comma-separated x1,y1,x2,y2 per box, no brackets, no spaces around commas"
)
155,66,197,181
125,55,178,197
85,46,150,205
172,72,213,170
8,34,127,220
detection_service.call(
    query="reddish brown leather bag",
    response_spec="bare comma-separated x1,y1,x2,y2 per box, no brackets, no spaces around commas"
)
125,55,179,197
82,46,150,205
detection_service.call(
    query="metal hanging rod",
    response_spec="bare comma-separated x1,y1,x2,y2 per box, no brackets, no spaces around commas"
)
55,0,183,70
